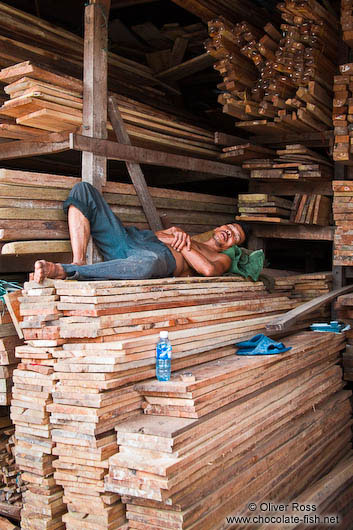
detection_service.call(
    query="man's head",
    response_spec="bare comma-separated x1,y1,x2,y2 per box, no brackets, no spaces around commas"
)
212,222,248,250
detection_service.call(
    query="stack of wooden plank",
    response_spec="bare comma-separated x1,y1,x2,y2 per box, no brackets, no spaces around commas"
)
11,281,67,530
332,180,353,265
0,169,235,258
0,1,178,104
106,331,352,529
333,64,353,163
0,420,24,521
220,143,276,165
334,295,353,381
0,304,21,407
289,194,331,225
341,0,353,48
206,0,336,136
0,61,221,159
243,145,333,181
271,271,333,307
236,193,292,223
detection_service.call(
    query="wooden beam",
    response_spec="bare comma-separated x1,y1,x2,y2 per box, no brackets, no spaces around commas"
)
0,133,70,160
70,133,249,179
250,131,333,147
108,96,163,231
252,224,334,241
82,0,110,191
266,284,353,332
156,53,214,82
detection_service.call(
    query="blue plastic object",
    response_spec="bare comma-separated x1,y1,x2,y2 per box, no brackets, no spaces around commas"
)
235,334,291,356
310,321,350,334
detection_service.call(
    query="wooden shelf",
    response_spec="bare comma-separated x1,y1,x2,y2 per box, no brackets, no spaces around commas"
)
0,133,249,180
251,223,334,241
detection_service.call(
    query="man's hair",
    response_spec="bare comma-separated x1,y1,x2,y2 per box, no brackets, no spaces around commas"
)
234,221,251,243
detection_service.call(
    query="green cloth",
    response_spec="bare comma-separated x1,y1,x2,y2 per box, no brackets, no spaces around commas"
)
222,246,265,282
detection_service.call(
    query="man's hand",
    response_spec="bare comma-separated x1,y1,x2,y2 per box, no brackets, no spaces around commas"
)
169,227,191,252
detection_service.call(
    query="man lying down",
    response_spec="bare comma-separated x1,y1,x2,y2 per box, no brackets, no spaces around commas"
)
33,182,251,284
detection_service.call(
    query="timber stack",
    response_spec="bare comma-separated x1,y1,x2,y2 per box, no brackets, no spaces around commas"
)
0,62,221,159
332,180,353,266
12,275,315,528
106,331,353,529
11,282,67,530
206,0,337,136
0,169,235,263
333,63,353,163
335,292,353,382
341,0,353,48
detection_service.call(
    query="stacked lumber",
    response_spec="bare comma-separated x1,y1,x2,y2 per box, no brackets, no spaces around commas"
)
220,143,276,165
0,62,220,159
207,0,337,136
334,297,353,382
0,420,24,520
0,1,177,103
341,0,353,48
236,193,293,223
11,283,67,530
332,180,353,266
0,303,21,407
105,331,352,529
332,64,353,163
243,145,333,181
258,456,353,529
26,276,293,530
289,194,331,225
271,272,332,316
0,169,235,257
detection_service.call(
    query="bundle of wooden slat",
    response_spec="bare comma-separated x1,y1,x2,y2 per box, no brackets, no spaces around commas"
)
0,169,235,257
332,180,353,266
243,145,333,181
13,275,294,530
289,194,331,225
0,418,24,522
341,0,353,48
220,143,276,165
0,1,175,103
106,331,352,529
258,455,353,530
0,61,220,159
271,271,333,308
332,64,353,164
0,304,21,407
11,284,67,530
236,193,293,223
207,0,337,136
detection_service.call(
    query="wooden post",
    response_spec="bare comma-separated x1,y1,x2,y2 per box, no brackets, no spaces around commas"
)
82,0,110,262
108,96,163,231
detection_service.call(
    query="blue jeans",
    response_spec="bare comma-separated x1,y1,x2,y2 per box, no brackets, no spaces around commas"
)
61,182,176,281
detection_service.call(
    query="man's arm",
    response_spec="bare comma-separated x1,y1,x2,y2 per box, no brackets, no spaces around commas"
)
155,226,191,252
180,245,231,277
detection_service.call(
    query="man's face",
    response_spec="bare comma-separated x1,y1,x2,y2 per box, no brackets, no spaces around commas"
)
213,224,246,249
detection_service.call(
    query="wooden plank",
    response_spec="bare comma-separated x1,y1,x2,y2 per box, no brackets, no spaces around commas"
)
266,284,353,332
108,96,162,231
0,132,70,160
70,133,249,178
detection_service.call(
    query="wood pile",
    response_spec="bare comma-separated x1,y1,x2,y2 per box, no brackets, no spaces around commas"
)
333,63,353,164
105,331,352,529
9,275,299,529
257,455,353,529
0,304,21,407
11,283,67,530
0,420,23,521
332,180,353,266
335,294,353,382
0,61,221,159
289,194,331,226
236,193,293,223
341,0,353,48
0,1,177,103
272,272,333,304
0,169,235,258
206,0,337,136
242,145,333,181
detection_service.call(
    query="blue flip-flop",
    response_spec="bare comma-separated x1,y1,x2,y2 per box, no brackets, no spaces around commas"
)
236,335,291,356
235,334,282,350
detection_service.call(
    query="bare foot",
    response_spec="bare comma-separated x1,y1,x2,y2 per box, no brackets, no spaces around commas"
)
34,260,67,283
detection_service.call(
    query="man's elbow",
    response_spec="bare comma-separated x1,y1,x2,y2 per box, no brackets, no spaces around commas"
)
202,265,217,277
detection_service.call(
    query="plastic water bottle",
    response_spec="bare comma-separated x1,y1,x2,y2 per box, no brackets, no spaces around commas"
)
156,331,172,381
